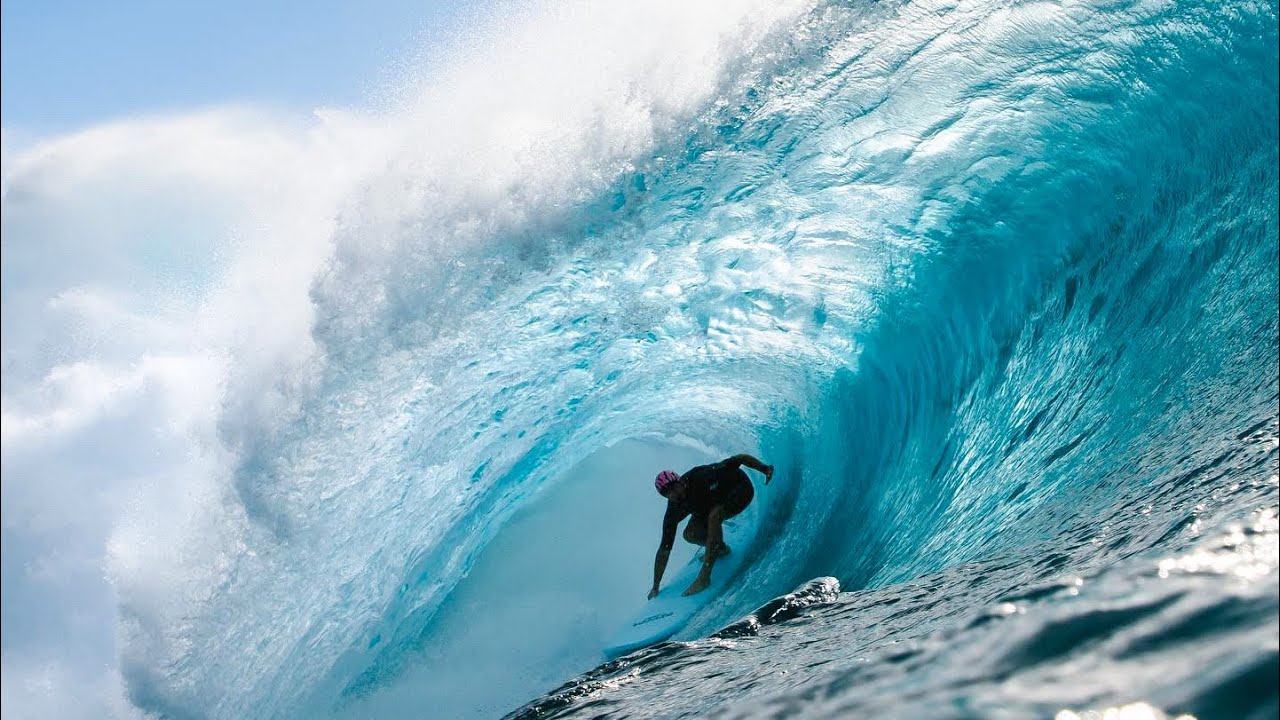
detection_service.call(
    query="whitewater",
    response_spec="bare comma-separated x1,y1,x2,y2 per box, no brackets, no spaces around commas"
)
1,0,1276,718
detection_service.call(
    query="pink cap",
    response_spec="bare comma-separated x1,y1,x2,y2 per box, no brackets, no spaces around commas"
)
654,470,680,495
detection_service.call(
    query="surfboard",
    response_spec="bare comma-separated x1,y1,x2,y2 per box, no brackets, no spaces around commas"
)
603,487,763,658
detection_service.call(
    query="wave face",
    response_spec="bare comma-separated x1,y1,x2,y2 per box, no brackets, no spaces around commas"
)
92,0,1276,717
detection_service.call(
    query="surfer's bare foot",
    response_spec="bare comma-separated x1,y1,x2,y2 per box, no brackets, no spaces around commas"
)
695,544,730,562
682,576,711,596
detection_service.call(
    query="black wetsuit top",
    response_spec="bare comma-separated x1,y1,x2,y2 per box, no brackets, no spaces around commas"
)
659,459,755,546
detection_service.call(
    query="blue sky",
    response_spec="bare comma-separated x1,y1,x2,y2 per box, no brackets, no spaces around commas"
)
1,0,465,137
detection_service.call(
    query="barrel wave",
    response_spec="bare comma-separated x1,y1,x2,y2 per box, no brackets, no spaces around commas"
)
70,0,1279,717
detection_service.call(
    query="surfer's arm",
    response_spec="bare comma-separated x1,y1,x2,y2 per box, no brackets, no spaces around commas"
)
725,453,774,483
649,507,682,599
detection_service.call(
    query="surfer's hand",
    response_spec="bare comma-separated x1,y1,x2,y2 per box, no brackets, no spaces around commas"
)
647,587,659,600
764,464,774,484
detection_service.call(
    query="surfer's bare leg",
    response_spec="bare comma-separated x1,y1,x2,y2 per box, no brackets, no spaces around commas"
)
686,516,730,559
683,506,726,596
683,516,707,545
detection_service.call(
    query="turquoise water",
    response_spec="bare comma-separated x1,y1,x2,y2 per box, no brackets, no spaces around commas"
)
73,0,1279,717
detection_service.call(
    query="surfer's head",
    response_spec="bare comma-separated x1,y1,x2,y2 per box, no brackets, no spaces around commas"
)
654,470,681,497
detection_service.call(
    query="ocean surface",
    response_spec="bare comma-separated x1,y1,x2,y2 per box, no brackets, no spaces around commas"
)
1,0,1276,718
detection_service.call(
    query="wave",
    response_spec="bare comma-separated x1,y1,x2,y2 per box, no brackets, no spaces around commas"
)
76,0,1280,717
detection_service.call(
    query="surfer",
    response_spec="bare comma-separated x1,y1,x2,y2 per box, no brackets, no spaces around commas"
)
648,454,774,598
